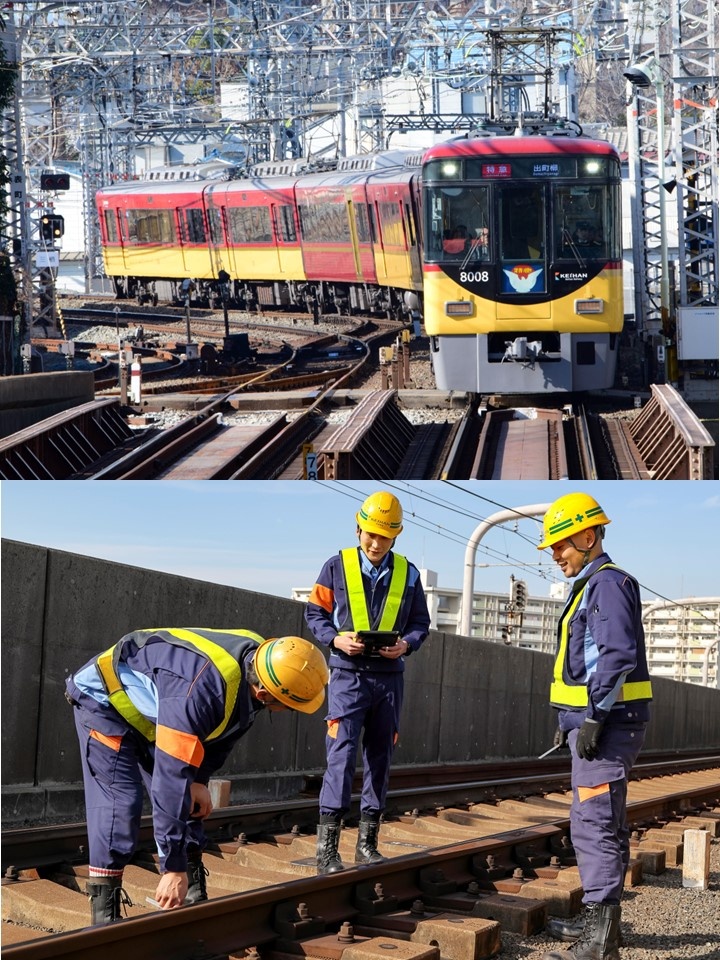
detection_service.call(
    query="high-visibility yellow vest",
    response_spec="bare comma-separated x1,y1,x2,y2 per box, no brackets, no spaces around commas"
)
550,564,653,708
95,628,264,742
340,548,409,631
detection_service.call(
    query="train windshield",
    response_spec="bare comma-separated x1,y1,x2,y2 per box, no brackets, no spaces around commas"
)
553,183,620,264
424,185,491,264
500,186,545,261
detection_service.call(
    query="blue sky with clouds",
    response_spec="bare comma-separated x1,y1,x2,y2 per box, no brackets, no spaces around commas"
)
1,480,718,603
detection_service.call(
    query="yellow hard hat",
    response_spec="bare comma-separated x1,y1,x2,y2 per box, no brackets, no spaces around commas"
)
254,636,329,714
356,490,403,538
537,492,611,550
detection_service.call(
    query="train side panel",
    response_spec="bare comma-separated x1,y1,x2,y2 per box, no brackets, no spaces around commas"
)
295,181,376,284
366,173,422,293
206,179,305,283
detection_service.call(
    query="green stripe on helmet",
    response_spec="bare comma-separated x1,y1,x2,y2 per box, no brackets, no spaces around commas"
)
262,640,282,688
548,518,574,535
262,640,311,704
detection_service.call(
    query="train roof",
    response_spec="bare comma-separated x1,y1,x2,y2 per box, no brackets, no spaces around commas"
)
97,149,424,198
423,135,619,162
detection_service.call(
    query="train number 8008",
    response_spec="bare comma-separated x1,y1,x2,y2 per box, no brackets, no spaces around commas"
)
459,271,490,283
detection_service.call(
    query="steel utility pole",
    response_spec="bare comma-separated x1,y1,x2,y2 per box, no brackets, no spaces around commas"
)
460,504,551,638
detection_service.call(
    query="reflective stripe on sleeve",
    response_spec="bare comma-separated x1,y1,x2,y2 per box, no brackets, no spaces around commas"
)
156,724,205,767
309,583,334,612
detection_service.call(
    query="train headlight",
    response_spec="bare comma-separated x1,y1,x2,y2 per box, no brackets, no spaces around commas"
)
445,301,474,316
584,160,602,175
575,298,604,314
441,161,460,177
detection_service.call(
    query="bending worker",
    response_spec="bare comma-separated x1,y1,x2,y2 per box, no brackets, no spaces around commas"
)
305,490,431,875
65,629,328,924
537,493,652,960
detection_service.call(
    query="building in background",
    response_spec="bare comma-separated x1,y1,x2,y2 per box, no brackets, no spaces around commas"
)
292,573,719,688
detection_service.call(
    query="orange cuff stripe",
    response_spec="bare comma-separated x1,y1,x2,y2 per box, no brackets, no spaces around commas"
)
578,783,610,803
309,583,334,613
156,724,205,767
90,730,123,752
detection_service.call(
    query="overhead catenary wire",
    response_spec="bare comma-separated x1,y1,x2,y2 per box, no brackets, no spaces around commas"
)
316,480,718,627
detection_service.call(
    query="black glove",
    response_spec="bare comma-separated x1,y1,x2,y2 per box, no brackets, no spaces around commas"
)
575,718,604,760
553,727,568,749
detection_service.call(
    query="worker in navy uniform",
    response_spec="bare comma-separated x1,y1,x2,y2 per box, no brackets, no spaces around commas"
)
65,630,328,924
305,491,431,875
537,493,652,960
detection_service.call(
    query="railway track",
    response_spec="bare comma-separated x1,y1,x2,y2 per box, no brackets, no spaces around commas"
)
2,757,718,959
0,385,713,480
12,305,715,480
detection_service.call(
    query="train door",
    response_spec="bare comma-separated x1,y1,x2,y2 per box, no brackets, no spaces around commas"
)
405,177,422,285
271,200,305,281
204,184,230,281
201,184,225,277
497,185,550,318
346,198,363,278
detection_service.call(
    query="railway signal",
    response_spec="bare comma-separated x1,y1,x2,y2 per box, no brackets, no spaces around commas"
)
40,172,70,191
39,214,64,242
511,578,528,610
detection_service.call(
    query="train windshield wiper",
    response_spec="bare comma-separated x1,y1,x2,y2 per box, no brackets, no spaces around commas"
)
561,228,587,269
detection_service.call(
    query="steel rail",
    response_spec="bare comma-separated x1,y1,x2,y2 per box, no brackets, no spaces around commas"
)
4,753,717,872
3,771,719,960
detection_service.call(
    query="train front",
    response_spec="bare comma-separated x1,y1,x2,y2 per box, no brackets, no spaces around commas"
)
421,136,623,393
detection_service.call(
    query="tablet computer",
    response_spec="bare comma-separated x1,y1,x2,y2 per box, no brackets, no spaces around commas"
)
357,630,400,655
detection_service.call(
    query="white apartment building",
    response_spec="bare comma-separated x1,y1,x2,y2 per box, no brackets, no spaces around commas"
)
292,570,719,688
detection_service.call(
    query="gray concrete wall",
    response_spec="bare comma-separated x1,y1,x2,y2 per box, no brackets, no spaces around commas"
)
0,371,95,438
3,539,719,826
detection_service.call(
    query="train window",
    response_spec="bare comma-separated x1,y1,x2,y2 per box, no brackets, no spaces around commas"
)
553,184,620,262
275,205,297,243
500,187,545,262
299,202,351,244
103,210,118,244
367,204,377,243
227,205,273,243
184,209,206,244
125,209,175,244
207,208,224,245
404,203,416,247
355,204,371,244
424,185,491,262
377,201,405,248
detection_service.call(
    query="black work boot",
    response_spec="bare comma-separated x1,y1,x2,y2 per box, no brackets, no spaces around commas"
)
542,903,621,960
186,847,209,903
87,876,132,925
355,817,384,864
547,906,624,946
316,819,344,875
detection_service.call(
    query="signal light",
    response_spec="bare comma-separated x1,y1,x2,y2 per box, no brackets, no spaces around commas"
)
40,172,71,191
511,579,527,610
40,214,65,242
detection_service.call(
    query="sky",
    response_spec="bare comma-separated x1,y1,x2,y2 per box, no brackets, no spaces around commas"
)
1,480,719,604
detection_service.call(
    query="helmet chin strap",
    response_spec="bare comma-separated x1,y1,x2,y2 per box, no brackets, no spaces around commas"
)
567,528,600,569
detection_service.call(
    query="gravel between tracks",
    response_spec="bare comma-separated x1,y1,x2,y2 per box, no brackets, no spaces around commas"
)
500,840,720,959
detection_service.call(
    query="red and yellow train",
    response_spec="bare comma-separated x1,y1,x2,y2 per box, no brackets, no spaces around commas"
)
96,152,423,322
96,132,623,392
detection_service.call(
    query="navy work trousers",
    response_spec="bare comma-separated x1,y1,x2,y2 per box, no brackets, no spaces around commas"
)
319,668,403,817
73,707,204,870
568,722,646,905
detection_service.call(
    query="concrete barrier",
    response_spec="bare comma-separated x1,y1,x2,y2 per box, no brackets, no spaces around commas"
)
0,371,95,438
2,539,719,825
